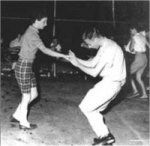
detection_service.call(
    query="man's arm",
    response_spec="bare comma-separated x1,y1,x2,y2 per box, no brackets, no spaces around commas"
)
69,49,102,68
76,58,108,77
69,49,111,77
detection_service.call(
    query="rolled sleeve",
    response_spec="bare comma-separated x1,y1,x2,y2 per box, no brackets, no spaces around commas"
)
29,33,45,50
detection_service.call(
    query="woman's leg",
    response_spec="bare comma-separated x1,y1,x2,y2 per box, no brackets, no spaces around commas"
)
130,78,138,94
13,59,37,129
30,71,38,103
30,87,38,103
129,58,139,96
13,93,31,127
136,68,148,98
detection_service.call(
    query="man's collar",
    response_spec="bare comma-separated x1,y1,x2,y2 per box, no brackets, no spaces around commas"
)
29,25,39,33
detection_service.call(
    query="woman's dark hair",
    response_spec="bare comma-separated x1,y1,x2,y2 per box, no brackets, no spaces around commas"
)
129,23,146,33
30,9,48,24
82,27,101,40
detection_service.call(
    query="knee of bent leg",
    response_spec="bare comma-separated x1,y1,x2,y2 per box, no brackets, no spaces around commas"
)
79,102,88,114
136,72,142,81
79,103,83,111
31,88,38,100
32,92,38,100
22,93,31,103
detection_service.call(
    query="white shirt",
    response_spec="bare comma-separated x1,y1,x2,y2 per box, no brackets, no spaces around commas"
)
124,41,135,54
99,38,126,82
125,32,147,54
133,33,147,52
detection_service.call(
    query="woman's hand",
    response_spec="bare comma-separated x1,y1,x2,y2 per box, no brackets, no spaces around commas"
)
68,50,78,66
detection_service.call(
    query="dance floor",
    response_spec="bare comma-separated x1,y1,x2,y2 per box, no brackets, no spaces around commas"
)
1,76,149,146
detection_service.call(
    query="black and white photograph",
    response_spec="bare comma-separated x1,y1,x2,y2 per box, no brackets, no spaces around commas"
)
1,0,149,146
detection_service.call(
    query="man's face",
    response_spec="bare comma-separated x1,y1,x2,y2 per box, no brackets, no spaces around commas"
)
36,17,48,29
83,38,100,49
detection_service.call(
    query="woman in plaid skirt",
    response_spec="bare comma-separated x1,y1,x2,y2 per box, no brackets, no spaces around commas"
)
10,10,69,130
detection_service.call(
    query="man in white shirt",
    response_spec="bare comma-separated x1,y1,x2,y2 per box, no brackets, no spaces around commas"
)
125,28,149,99
69,28,126,145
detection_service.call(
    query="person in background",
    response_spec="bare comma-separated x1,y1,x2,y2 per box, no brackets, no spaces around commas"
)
9,34,21,49
69,27,126,145
1,37,10,62
1,37,5,61
10,10,69,130
50,37,62,52
49,37,62,77
145,31,150,91
9,34,22,70
124,27,150,99
1,37,3,44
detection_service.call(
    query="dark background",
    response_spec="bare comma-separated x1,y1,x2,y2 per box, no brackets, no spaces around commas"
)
1,0,149,60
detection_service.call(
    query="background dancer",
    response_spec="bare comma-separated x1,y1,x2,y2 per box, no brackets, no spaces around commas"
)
124,27,149,99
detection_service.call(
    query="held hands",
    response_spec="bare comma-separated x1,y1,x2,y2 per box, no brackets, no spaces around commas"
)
68,50,78,67
57,50,79,67
63,54,70,61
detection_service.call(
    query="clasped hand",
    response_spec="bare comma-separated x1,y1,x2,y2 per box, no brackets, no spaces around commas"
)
68,50,78,66
60,50,78,67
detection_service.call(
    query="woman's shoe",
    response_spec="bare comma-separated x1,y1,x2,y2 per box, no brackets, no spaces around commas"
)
146,86,150,90
127,92,139,99
19,124,37,130
139,94,148,99
10,116,19,123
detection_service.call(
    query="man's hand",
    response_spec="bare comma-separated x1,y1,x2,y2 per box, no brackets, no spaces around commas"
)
69,50,76,58
68,50,78,67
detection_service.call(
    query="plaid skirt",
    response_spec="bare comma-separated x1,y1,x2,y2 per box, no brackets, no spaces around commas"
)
15,58,37,93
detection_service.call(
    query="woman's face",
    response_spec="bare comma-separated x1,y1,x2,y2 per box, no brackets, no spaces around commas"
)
130,28,137,36
36,17,48,30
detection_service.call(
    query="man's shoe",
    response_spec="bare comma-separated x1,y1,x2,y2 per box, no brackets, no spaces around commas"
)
10,116,19,123
19,124,37,130
92,133,115,145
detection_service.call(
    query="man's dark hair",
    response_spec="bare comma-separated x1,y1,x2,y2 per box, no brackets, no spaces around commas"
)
30,9,48,24
82,27,101,40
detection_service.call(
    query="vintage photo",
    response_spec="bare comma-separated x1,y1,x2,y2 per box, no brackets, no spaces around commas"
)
1,0,149,146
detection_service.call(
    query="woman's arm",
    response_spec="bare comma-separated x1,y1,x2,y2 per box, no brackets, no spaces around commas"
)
146,40,150,49
129,37,135,52
39,45,69,60
31,34,69,60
